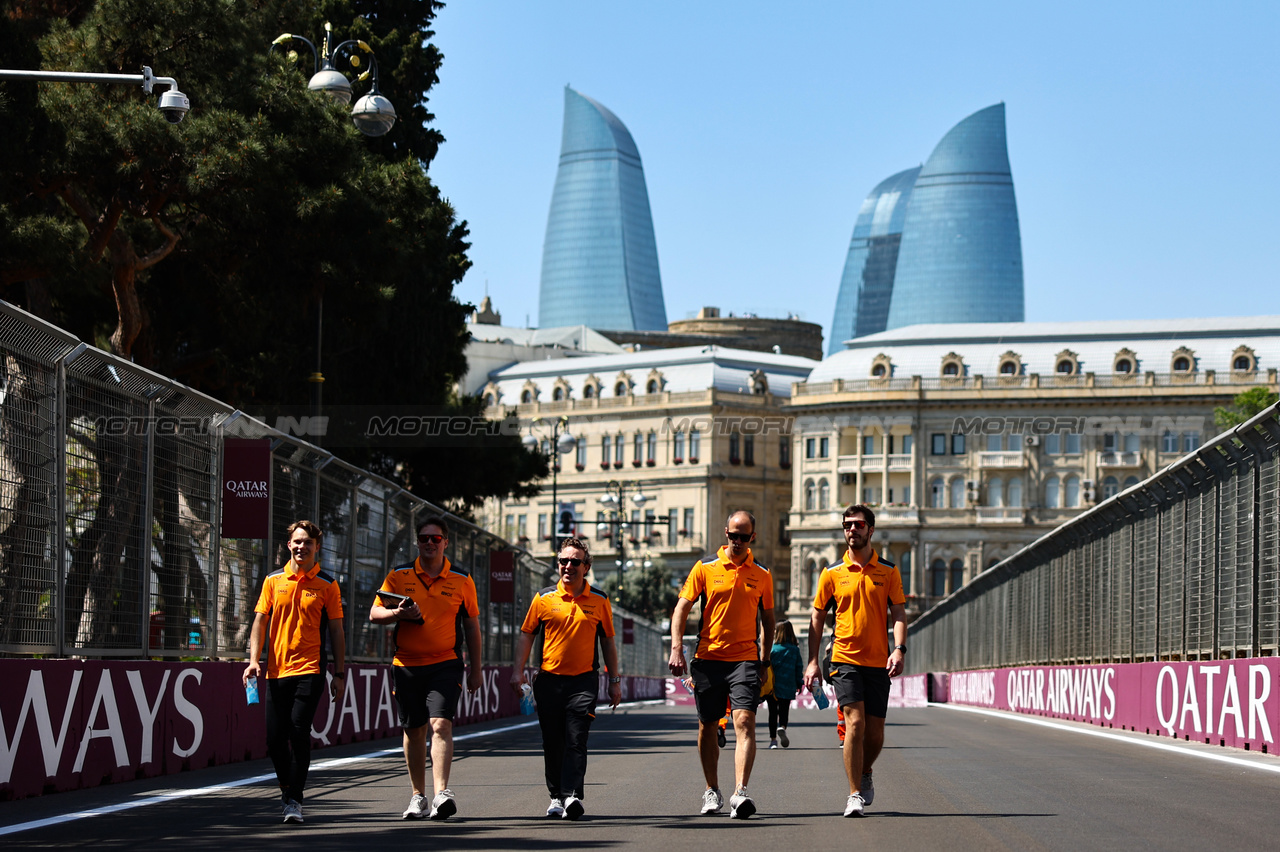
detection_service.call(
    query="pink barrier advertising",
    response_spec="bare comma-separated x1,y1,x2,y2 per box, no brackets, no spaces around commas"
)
0,659,661,800
665,676,931,709
946,658,1280,753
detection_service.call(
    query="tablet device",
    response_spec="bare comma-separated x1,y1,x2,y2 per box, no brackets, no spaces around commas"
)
376,590,424,624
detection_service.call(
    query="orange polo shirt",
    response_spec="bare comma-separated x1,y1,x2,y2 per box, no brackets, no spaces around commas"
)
813,549,905,667
521,579,615,676
679,546,774,662
378,557,479,667
255,560,344,679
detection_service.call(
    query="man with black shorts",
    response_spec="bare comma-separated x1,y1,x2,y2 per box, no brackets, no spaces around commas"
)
669,511,775,819
805,504,907,818
370,516,482,821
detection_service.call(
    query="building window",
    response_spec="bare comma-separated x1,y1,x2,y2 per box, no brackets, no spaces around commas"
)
1182,432,1200,452
872,363,887,378
862,435,876,455
1064,475,1081,508
668,508,678,546
931,434,946,455
673,430,685,462
517,514,528,542
553,386,564,401
521,390,532,403
930,477,945,508
902,485,911,504
646,432,657,465
1123,433,1140,453
1124,475,1140,489
615,433,625,467
576,440,587,469
818,479,830,510
1056,359,1075,374
647,379,659,394
930,559,947,596
583,384,595,399
1000,360,1018,375
779,436,791,468
615,381,628,396
1161,431,1177,453
820,437,829,458
902,434,913,455
805,480,816,511
805,437,816,459
744,434,755,466
633,433,643,466
729,432,741,464
986,434,1004,452
778,515,790,547
504,513,515,539
899,551,911,595
538,513,548,542
950,559,964,593
862,485,879,504
942,362,960,376
1115,358,1133,374
601,435,611,467
1103,475,1119,499
1008,477,1023,507
1173,356,1192,372
690,429,701,462
951,433,965,455
1044,433,1060,455
1045,476,1060,509
483,391,496,407
950,478,965,509
1064,433,1081,454
1103,432,1118,452
682,508,694,538
1234,356,1254,372
644,509,655,538
987,478,1004,507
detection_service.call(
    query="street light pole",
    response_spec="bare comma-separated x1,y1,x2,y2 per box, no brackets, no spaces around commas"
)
596,480,649,596
523,416,577,556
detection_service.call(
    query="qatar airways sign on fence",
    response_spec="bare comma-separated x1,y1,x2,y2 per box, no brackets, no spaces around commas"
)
946,659,1279,751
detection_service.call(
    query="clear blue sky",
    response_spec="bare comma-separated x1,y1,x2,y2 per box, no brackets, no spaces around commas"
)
426,1,1280,350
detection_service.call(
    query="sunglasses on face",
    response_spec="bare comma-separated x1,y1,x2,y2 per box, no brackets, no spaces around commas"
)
557,557,584,567
417,534,445,544
842,520,869,530
725,532,752,543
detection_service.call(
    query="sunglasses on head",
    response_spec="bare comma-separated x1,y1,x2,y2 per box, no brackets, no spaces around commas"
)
842,520,869,530
725,532,752,543
417,534,445,544
557,557,584,567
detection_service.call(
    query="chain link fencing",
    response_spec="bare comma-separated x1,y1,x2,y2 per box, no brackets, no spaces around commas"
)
910,403,1280,673
0,300,665,674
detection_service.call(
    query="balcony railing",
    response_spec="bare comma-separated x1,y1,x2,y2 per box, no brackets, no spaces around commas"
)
875,506,919,523
977,451,1026,469
1098,451,1142,468
975,506,1025,523
835,453,913,473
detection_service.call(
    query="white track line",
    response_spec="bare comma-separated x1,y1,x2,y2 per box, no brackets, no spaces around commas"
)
0,701,663,837
932,701,1280,773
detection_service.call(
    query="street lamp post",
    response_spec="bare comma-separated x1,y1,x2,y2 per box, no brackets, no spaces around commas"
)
596,480,652,595
0,66,190,121
522,416,577,555
268,23,399,435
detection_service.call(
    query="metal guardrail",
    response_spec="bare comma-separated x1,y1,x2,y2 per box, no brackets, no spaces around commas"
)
0,299,665,674
910,403,1280,672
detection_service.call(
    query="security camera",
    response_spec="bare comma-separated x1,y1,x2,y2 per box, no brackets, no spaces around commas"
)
158,88,190,123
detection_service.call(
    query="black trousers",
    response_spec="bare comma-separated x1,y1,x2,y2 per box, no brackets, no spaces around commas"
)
265,673,325,803
533,671,598,800
764,694,791,738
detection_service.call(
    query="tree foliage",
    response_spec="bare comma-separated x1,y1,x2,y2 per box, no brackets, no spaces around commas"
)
0,0,543,513
615,555,680,624
1213,387,1279,432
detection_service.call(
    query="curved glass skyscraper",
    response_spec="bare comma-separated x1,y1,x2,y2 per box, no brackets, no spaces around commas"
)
828,167,921,355
539,87,667,331
885,103,1024,330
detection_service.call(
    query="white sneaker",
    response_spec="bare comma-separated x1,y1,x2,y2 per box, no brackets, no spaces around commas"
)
778,727,790,748
428,789,457,820
843,793,865,817
700,787,724,814
729,787,756,819
769,739,778,749
282,799,303,823
860,772,874,806
402,793,428,819
546,798,565,818
563,795,584,820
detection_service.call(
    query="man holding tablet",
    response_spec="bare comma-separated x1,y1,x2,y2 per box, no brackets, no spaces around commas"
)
370,516,482,821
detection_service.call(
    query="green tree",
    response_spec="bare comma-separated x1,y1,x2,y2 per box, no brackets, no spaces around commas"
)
615,555,680,624
1214,387,1279,431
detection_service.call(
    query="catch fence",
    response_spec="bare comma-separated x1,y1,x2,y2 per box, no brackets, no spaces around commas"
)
911,404,1280,672
0,299,665,673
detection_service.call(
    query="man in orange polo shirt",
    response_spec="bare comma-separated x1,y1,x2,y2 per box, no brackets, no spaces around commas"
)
804,504,907,818
669,510,775,820
511,537,621,820
370,515,482,821
243,520,346,825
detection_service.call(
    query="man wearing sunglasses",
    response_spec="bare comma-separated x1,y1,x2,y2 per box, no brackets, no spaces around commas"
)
370,516,482,822
669,511,775,819
511,538,622,820
804,504,907,818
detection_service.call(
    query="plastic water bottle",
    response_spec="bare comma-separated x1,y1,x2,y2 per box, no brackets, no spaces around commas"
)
245,676,259,705
812,681,829,710
520,682,535,715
